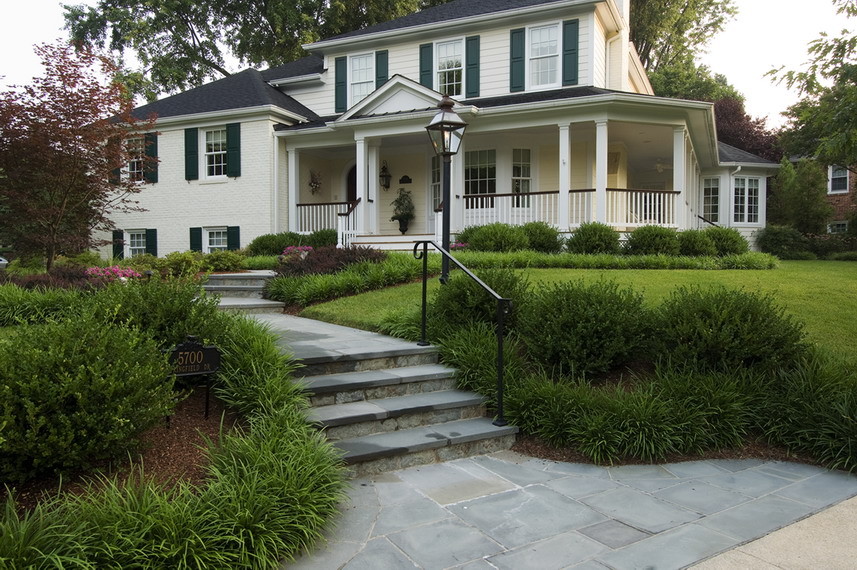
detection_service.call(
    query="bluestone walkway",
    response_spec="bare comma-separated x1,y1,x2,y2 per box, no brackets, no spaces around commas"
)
250,314,857,569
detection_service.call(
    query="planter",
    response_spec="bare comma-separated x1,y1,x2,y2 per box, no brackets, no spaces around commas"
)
397,218,410,234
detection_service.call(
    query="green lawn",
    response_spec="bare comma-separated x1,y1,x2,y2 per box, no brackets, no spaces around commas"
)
301,261,857,358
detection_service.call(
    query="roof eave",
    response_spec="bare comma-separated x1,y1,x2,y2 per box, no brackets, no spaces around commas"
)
148,105,308,127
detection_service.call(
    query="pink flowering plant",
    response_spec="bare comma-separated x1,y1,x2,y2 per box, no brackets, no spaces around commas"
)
281,245,314,258
450,242,468,250
85,265,143,282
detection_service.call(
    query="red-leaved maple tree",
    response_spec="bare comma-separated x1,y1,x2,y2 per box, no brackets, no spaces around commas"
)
0,43,156,269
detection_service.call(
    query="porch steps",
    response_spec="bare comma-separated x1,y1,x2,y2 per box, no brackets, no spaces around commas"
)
350,233,435,251
300,344,517,476
203,271,285,313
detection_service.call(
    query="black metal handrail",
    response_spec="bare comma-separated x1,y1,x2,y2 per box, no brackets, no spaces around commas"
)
413,240,511,427
696,214,720,228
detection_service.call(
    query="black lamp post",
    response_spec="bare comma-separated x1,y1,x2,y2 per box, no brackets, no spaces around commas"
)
425,95,467,283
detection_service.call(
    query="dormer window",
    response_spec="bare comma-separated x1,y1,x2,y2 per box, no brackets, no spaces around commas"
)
350,53,375,106
529,24,560,89
436,39,464,97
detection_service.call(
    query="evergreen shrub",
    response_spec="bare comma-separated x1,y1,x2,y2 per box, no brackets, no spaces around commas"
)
565,222,620,254
521,221,562,253
246,232,303,256
460,223,530,252
755,225,811,259
678,229,717,257
430,268,528,330
704,226,749,256
624,225,680,256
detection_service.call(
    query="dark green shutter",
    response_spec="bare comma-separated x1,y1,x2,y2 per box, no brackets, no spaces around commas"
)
227,226,240,250
335,56,347,112
145,228,158,257
226,123,241,177
144,132,158,183
562,19,579,86
190,227,202,252
184,128,198,180
510,28,525,93
375,50,388,89
465,36,480,98
112,230,124,259
419,43,433,88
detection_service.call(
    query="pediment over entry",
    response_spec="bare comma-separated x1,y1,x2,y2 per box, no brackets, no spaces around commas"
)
336,75,453,122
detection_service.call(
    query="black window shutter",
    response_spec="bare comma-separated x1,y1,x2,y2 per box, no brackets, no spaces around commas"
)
510,28,525,93
227,226,240,250
144,132,158,183
419,43,433,88
562,19,580,86
375,50,389,89
226,123,241,177
112,229,124,259
190,227,202,252
184,128,198,180
335,56,347,112
465,36,480,98
145,228,158,257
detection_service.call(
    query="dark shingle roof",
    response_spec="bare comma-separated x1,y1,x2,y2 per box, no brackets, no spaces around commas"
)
321,0,567,42
261,55,325,82
718,142,777,165
131,68,318,122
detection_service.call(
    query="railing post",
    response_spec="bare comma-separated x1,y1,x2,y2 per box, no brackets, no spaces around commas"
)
494,298,510,427
416,241,430,346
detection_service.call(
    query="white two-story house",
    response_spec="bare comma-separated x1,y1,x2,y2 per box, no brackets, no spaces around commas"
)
105,0,778,257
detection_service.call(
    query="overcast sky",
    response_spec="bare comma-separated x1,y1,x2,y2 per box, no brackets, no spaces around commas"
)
2,0,853,128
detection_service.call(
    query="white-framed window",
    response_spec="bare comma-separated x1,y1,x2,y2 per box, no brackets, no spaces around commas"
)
430,155,442,211
512,148,532,207
204,128,228,178
436,39,464,97
733,177,760,224
829,165,849,194
464,149,497,208
703,177,720,223
127,230,147,257
529,23,560,89
127,136,144,182
829,221,849,234
349,53,374,106
206,227,228,252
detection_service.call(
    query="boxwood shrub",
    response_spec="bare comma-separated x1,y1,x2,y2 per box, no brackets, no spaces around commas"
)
458,223,530,252
566,222,621,254
624,225,680,256
705,226,749,256
520,222,562,254
678,229,717,257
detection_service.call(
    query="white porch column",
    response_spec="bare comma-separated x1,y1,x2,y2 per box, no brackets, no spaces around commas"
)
595,120,608,223
355,137,369,234
287,148,299,232
451,141,466,235
367,143,380,234
673,127,687,229
558,124,571,231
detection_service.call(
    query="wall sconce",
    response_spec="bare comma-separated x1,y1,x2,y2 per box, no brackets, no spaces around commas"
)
379,160,392,190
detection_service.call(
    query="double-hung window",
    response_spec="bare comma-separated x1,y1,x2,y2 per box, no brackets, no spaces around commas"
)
703,178,720,223
464,150,496,209
206,228,228,252
512,149,532,207
204,128,228,178
733,177,760,223
127,230,147,257
436,39,464,97
350,54,374,106
127,136,144,182
430,156,442,212
529,24,560,89
829,165,849,193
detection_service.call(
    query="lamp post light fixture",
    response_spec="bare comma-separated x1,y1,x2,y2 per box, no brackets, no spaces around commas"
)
425,95,467,283
379,160,392,190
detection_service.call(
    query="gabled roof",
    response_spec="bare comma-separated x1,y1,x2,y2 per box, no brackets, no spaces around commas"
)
131,68,318,122
718,142,778,166
313,0,573,44
261,55,325,83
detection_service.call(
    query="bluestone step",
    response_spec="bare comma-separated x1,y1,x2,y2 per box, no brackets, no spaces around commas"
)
302,363,457,406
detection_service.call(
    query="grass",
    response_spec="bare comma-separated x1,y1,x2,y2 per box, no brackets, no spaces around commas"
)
301,261,857,358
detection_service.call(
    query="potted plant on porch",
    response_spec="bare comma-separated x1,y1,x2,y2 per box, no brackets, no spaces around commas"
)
390,188,415,234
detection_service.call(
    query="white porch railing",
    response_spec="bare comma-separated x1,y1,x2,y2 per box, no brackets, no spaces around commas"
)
336,199,361,248
296,201,354,233
568,190,595,227
606,189,679,228
463,191,560,227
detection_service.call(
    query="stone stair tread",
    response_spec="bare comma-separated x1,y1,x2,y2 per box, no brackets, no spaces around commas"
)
334,418,518,463
303,363,455,394
309,389,484,427
297,345,438,366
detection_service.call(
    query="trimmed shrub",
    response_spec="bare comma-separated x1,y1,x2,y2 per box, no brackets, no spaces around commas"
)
517,280,648,377
805,233,857,258
566,222,621,254
704,226,749,256
246,232,303,256
678,229,717,257
755,225,811,259
461,223,530,252
305,228,338,248
653,285,808,372
159,251,205,279
275,245,386,277
521,222,562,254
624,225,680,256
830,251,857,261
201,250,245,273
0,315,175,482
430,268,529,330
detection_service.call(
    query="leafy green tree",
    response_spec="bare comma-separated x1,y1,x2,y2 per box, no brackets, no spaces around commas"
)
714,97,781,162
769,158,833,234
630,0,737,72
648,57,742,101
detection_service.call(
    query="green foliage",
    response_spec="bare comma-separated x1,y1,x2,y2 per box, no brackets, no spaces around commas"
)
831,251,857,261
0,315,174,482
704,226,749,256
159,251,205,279
0,284,83,326
276,245,386,277
430,268,528,330
460,223,530,252
241,255,279,270
390,188,416,224
678,229,718,256
805,232,857,258
201,249,245,272
769,159,833,234
565,222,621,254
246,232,304,256
304,228,338,248
520,222,562,254
624,225,680,256
648,58,742,101
653,286,808,372
755,225,811,258
517,280,648,377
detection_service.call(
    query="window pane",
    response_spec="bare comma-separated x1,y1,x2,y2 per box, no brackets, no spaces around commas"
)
529,25,559,87
733,178,746,223
205,129,227,177
464,149,496,208
127,137,144,182
208,229,228,252
128,231,146,257
350,54,373,104
703,178,719,222
436,40,463,97
831,166,848,192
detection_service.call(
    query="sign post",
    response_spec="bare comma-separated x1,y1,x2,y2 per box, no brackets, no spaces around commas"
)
169,335,221,418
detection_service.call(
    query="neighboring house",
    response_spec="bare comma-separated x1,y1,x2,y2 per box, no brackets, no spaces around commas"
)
826,165,854,234
104,0,778,258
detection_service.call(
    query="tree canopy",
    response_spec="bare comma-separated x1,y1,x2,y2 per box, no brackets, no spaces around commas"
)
0,44,155,268
768,158,833,234
648,57,742,102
